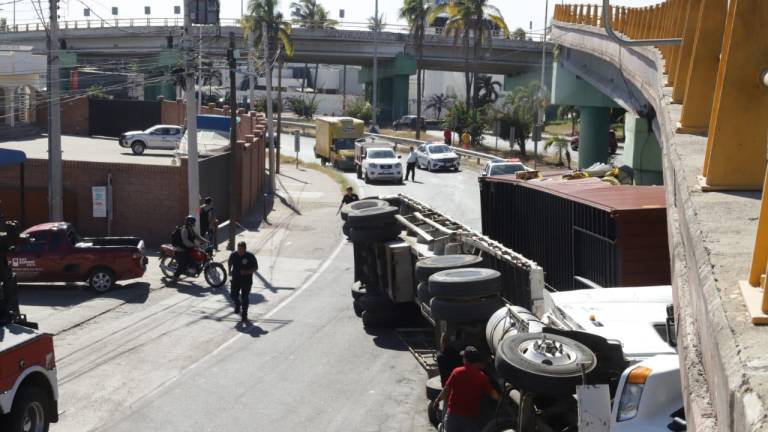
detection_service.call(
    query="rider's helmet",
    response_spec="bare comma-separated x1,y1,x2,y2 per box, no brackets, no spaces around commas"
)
185,215,196,225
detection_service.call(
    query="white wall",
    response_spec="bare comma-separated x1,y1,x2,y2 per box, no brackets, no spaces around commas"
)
408,70,506,118
238,89,362,117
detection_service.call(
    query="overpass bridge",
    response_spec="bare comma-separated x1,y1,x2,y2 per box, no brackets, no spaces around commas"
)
1,19,551,122
551,2,767,430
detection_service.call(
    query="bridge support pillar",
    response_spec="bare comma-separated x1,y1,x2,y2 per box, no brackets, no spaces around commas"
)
578,106,611,170
623,112,663,185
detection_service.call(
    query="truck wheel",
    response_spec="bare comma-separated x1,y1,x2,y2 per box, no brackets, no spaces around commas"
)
427,400,442,427
425,376,442,402
518,392,537,432
480,417,516,432
415,254,484,283
88,268,115,293
341,199,388,221
358,292,395,315
131,141,146,155
159,256,177,278
7,386,51,432
495,332,597,395
361,310,395,328
351,281,366,300
428,268,501,299
204,262,227,288
352,299,364,317
346,206,399,228
342,222,350,237
349,225,401,244
429,295,506,323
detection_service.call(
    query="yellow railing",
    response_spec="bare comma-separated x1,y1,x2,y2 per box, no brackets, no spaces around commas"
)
555,1,768,323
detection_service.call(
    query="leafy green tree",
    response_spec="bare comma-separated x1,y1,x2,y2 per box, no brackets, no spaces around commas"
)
344,98,374,124
557,105,580,136
0,18,7,32
367,13,385,31
290,0,337,92
425,93,453,120
400,0,433,140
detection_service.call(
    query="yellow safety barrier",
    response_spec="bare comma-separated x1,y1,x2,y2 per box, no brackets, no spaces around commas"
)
554,1,768,323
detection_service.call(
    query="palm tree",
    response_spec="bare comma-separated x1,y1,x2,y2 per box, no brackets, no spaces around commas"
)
200,61,223,99
512,27,527,41
476,75,502,106
431,1,509,116
429,2,472,109
426,93,453,120
545,136,570,167
368,14,385,31
290,0,337,91
400,0,432,140
242,0,294,173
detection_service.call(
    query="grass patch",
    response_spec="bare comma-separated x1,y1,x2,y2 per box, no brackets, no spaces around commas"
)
279,154,356,195
378,128,442,142
544,120,575,136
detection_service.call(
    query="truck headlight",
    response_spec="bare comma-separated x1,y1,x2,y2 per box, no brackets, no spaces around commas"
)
616,366,651,422
369,163,378,169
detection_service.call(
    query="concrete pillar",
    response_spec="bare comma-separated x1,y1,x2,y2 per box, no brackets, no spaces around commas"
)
578,106,611,169
4,87,15,127
623,112,664,185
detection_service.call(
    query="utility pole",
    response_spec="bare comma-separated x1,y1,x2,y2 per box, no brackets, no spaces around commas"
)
184,0,200,226
535,0,550,170
227,31,237,250
48,0,62,221
197,25,202,113
263,21,276,193
248,30,255,111
371,0,379,129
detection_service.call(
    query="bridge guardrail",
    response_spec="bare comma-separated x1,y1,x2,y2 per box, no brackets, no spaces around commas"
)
279,120,500,164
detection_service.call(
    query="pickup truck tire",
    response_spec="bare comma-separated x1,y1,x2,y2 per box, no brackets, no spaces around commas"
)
160,256,178,278
204,262,227,288
349,225,401,244
425,376,442,401
131,141,146,155
7,385,51,432
417,282,432,304
346,206,398,227
88,267,115,293
415,254,484,283
429,295,505,323
364,172,371,184
341,199,389,221
495,332,597,394
428,268,501,299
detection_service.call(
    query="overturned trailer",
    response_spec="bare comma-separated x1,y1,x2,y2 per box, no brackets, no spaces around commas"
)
341,192,683,431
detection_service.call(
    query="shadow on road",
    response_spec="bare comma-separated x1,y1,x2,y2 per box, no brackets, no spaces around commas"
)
18,281,151,307
364,328,409,352
235,320,269,337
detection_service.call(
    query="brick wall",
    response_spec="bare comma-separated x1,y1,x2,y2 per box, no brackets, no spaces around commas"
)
159,99,268,145
0,159,187,245
34,95,89,135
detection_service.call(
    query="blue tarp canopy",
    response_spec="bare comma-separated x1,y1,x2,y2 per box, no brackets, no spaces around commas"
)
0,149,26,167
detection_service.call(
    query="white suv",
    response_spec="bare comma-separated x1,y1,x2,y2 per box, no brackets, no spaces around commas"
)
119,125,183,155
363,148,403,184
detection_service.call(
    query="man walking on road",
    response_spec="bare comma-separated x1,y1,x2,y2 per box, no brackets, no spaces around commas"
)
434,346,500,432
406,146,418,182
228,241,258,323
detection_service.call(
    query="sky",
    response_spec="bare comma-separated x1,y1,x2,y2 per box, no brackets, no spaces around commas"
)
3,0,660,34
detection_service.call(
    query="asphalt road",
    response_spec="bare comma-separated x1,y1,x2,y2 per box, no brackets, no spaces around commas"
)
287,133,485,230
21,163,432,432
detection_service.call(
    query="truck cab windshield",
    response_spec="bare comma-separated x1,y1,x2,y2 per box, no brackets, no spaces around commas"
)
333,139,355,150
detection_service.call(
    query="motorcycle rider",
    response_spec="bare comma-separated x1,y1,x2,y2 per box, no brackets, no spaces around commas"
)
174,215,205,279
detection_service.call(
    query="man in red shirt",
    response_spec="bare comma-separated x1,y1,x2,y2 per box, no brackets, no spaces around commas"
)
443,128,453,145
434,346,500,431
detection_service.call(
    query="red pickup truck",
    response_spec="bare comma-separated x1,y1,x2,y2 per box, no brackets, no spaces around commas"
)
8,223,147,292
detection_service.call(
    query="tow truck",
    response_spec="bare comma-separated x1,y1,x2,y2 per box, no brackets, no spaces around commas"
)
0,221,59,432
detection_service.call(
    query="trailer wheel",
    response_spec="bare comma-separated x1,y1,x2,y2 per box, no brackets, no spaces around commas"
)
429,296,505,323
361,310,395,328
517,392,537,432
349,225,401,244
480,417,516,432
6,386,51,432
495,333,597,395
427,399,443,427
428,268,501,299
350,281,367,300
352,299,364,317
346,206,399,228
358,292,395,315
415,254,484,283
341,199,388,221
342,222,350,237
88,267,115,293
425,376,442,402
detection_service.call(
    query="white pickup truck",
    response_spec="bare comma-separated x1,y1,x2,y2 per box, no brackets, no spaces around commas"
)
119,125,183,155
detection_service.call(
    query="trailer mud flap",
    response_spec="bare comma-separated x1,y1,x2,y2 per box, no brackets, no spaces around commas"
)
576,384,611,432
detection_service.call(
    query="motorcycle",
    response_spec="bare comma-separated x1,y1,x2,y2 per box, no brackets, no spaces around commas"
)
159,242,228,288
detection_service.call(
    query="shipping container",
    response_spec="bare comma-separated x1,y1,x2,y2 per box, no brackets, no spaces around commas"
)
479,176,670,291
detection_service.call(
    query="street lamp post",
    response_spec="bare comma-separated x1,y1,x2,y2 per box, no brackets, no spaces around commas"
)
372,0,379,130
535,0,550,169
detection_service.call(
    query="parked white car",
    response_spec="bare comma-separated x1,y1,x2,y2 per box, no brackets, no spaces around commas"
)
119,125,184,155
481,159,532,177
415,143,460,171
362,147,403,184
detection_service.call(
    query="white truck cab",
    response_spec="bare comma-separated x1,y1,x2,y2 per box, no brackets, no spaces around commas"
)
355,141,403,184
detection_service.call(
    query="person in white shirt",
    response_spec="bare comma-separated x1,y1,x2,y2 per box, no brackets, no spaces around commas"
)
406,147,418,181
